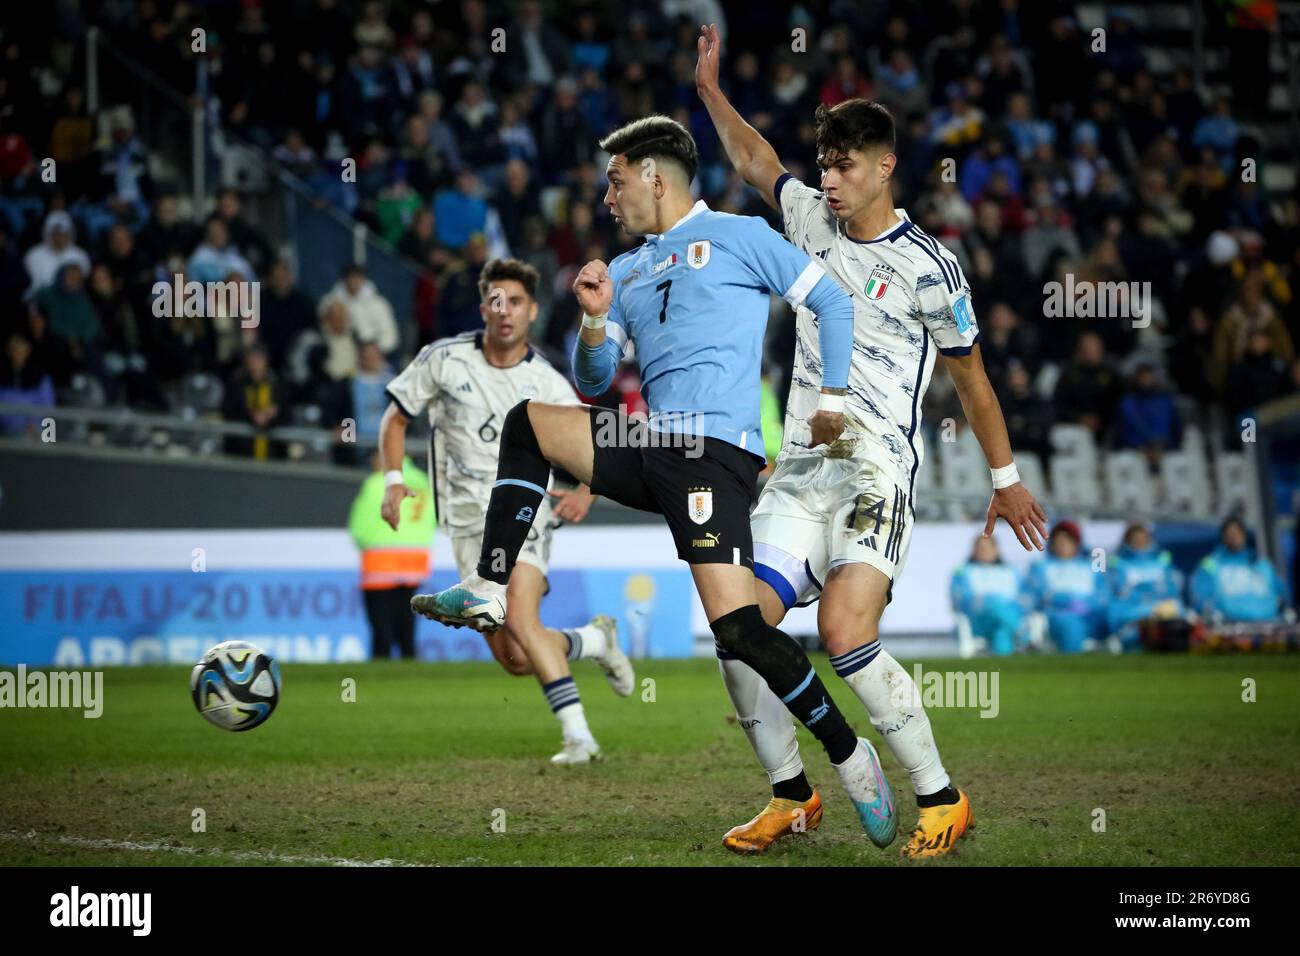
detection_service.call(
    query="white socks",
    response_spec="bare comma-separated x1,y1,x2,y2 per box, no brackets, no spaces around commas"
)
838,646,950,797
563,624,607,661
717,656,804,785
721,639,952,798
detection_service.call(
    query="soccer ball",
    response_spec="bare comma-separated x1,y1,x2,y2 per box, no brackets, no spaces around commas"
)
190,641,281,731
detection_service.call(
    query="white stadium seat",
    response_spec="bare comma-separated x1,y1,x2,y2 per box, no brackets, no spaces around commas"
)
1104,451,1157,515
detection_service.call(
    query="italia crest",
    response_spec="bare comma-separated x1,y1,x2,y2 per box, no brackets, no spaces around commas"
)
688,486,713,525
688,240,711,269
865,266,892,300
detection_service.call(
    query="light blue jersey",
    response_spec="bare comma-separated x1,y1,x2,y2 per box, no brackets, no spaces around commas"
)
574,200,853,455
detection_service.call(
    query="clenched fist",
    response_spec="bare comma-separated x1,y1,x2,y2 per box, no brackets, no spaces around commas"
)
573,260,613,317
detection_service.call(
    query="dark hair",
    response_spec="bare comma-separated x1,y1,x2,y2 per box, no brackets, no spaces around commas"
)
599,114,699,184
478,257,539,301
814,99,896,163
1220,516,1248,538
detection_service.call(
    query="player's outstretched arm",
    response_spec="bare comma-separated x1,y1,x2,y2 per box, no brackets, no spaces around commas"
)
943,347,1049,551
695,24,787,211
378,402,415,530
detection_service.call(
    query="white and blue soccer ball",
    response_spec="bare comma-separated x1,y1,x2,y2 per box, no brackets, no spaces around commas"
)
190,641,281,732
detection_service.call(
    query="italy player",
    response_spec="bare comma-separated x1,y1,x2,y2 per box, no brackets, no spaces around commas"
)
697,24,1047,857
413,115,901,848
382,258,635,764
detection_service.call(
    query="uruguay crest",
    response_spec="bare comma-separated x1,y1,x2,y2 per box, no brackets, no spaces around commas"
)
688,486,713,524
688,240,711,269
865,266,892,300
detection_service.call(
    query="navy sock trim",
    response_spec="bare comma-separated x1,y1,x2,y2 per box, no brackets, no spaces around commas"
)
829,642,882,679
542,676,580,712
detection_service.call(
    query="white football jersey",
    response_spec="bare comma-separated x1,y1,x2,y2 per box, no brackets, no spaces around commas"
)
385,332,580,535
776,174,980,494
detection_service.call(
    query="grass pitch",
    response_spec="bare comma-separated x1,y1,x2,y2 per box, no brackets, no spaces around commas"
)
2,654,1298,866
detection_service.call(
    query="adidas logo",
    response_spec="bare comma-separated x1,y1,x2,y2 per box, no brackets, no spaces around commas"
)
925,825,954,850
458,381,473,393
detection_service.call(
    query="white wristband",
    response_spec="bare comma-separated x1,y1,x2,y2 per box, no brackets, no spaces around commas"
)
990,462,1020,489
383,469,405,488
817,392,845,414
581,312,608,330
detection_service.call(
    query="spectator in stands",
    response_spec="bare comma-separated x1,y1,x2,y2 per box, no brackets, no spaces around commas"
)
92,107,152,229
538,76,591,180
950,535,1026,655
1107,522,1185,651
258,259,316,370
1222,328,1293,420
1001,362,1053,462
88,262,152,407
496,159,542,253
437,233,490,339
136,194,194,268
1053,332,1122,439
214,190,273,276
322,264,399,356
1190,517,1288,623
272,128,318,178
291,297,358,406
47,86,95,202
433,169,489,251
340,340,392,463
0,330,55,436
1024,520,1107,653
222,344,290,460
1212,265,1294,392
32,262,98,357
187,218,257,286
397,207,439,265
1115,362,1182,465
22,211,91,297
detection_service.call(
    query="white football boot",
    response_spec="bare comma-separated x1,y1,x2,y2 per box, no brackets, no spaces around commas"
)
590,615,635,697
550,735,601,765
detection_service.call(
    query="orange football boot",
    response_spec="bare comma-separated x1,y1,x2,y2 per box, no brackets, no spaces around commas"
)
900,789,974,859
722,790,823,854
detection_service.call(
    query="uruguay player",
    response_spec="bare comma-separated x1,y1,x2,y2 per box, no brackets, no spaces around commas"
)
413,114,899,847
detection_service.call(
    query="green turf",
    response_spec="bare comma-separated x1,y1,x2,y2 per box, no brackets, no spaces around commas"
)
2,654,1298,866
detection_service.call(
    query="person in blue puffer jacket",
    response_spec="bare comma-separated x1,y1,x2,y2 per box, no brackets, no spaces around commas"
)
1107,522,1185,648
1190,517,1288,623
1023,520,1107,653
950,535,1026,655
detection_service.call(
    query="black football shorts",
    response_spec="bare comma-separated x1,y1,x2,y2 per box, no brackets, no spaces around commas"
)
587,407,763,566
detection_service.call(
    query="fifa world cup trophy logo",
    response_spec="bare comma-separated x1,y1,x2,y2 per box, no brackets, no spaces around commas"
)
623,574,657,659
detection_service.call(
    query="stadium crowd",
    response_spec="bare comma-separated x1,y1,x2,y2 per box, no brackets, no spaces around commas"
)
1,0,1297,471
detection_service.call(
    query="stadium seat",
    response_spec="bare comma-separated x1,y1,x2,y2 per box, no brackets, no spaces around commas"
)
1049,454,1102,512
1159,450,1213,518
938,428,988,518
1214,452,1250,515
1012,450,1049,500
1104,451,1157,514
1048,424,1099,465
